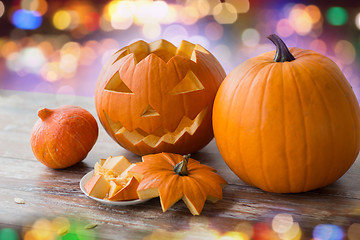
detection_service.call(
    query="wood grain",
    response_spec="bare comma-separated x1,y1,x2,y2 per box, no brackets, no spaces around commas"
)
0,89,360,239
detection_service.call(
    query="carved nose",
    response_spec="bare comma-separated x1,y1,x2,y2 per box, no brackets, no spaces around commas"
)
141,104,160,117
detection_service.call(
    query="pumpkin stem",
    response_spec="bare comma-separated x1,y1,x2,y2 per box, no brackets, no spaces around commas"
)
267,34,295,62
174,154,191,176
38,108,53,121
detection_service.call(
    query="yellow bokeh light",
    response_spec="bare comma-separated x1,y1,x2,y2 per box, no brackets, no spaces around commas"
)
41,62,60,82
52,217,70,235
305,5,321,24
53,10,71,30
179,6,200,25
142,23,161,39
111,14,133,30
186,0,210,18
31,218,54,240
160,4,178,24
219,231,249,240
61,41,81,59
289,7,313,35
213,2,238,24
280,222,302,240
227,0,250,13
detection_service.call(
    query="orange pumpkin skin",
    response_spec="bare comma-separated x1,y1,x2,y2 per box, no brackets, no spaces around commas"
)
95,40,225,156
213,36,360,193
31,106,98,169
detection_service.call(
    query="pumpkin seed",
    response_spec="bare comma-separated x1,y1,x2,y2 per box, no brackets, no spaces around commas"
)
84,223,98,229
14,197,25,204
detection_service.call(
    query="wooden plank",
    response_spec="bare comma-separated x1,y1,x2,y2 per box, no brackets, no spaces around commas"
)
1,90,360,240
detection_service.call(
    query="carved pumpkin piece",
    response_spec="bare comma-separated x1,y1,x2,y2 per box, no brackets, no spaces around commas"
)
95,39,225,155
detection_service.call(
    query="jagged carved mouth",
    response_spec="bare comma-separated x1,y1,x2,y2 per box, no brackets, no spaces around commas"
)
104,107,208,148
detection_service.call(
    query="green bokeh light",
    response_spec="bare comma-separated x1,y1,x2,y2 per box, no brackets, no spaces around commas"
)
326,7,348,26
0,228,18,240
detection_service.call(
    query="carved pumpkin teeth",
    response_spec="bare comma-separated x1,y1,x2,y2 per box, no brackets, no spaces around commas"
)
104,107,208,148
112,39,210,65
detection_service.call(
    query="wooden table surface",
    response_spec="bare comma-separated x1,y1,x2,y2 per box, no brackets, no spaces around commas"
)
1,89,360,240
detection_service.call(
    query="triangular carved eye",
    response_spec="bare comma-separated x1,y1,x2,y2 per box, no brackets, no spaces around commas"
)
105,72,133,93
141,104,160,117
169,71,204,95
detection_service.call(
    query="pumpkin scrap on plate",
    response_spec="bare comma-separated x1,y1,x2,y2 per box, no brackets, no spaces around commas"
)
129,152,227,215
84,156,139,201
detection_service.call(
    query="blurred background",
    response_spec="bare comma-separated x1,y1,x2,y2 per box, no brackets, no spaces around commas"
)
0,0,359,98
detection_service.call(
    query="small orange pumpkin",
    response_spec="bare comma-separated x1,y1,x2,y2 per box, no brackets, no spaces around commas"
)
95,39,225,156
213,34,360,193
129,152,227,215
31,106,98,169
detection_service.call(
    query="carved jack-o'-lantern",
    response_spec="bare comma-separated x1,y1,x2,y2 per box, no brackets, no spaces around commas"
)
95,39,226,155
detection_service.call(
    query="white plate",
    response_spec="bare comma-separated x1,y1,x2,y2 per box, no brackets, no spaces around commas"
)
80,170,149,206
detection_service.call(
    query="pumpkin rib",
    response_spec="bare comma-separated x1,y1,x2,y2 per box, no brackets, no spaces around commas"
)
317,63,360,171
182,177,207,215
45,138,62,168
223,62,269,186
295,60,336,188
162,152,178,166
158,174,183,212
286,63,309,192
320,64,360,144
259,63,279,192
280,63,293,192
189,171,224,200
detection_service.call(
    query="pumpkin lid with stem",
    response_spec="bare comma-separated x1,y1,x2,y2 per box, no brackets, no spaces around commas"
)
128,152,227,215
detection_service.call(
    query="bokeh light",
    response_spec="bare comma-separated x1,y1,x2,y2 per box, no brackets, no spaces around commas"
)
241,28,260,47
12,9,42,30
213,2,238,24
205,22,224,41
326,7,348,26
310,39,327,54
334,40,356,65
355,12,360,30
0,1,4,18
227,0,250,13
313,224,344,240
289,5,313,36
0,228,18,240
272,213,293,234
276,19,294,38
53,10,71,30
143,23,162,39
347,223,360,240
0,0,359,104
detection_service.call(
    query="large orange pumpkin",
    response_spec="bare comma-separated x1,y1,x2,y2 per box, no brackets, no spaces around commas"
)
95,39,225,156
213,34,360,193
